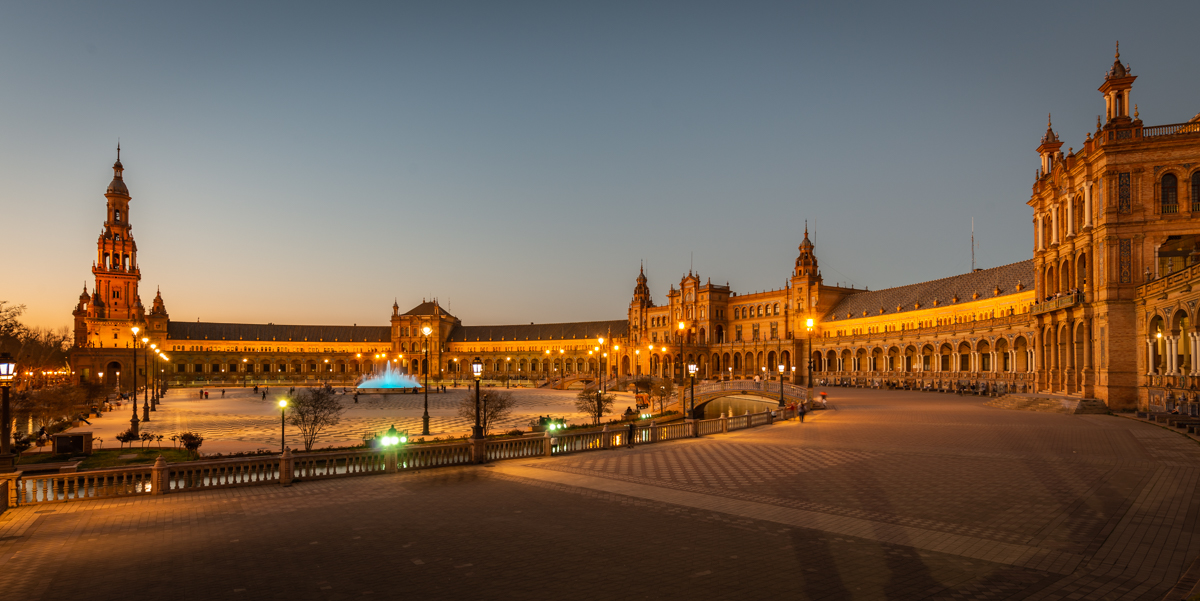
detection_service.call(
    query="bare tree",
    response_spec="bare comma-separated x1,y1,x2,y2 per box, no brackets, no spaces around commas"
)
24,386,85,433
650,380,674,415
287,387,346,451
457,390,515,436
575,390,614,425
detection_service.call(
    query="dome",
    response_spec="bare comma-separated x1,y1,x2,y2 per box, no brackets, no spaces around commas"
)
107,158,128,195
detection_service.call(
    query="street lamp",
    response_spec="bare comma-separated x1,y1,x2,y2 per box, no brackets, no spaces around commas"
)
806,318,815,393
130,327,142,430
422,325,432,436
777,363,786,407
244,358,249,387
278,399,288,454
687,362,698,428
678,322,686,385
0,352,16,472
141,336,150,420
598,337,605,393
471,357,483,439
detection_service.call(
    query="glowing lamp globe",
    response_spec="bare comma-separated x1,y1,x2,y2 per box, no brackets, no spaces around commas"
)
0,352,15,384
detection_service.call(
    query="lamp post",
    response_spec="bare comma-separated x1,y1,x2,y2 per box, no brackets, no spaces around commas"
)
141,336,150,420
129,327,141,432
421,325,432,436
777,363,786,407
678,321,687,386
0,352,17,472
278,399,288,454
806,318,815,394
149,344,158,410
159,353,169,405
598,337,605,393
471,357,483,439
687,362,698,428
243,358,249,387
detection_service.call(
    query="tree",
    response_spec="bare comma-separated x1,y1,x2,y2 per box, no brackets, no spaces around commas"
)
21,386,85,434
633,376,653,394
575,390,615,425
457,390,514,436
287,387,346,451
178,431,204,457
650,380,674,415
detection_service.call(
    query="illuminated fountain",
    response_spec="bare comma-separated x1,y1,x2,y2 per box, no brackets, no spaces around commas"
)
357,363,421,392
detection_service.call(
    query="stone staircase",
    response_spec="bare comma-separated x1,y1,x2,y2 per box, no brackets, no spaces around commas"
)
985,394,1110,415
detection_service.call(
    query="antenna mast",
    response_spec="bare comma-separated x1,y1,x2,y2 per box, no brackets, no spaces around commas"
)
971,218,975,271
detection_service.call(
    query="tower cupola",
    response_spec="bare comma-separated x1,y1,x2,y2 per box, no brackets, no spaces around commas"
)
1100,42,1136,126
794,222,820,279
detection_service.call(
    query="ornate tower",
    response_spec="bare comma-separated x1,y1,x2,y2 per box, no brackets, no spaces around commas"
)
92,148,143,323
790,223,822,331
628,264,654,345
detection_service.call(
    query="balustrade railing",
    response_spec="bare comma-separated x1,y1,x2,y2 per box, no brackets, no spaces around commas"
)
1142,122,1200,138
17,466,153,504
486,437,544,461
170,456,281,491
11,408,792,508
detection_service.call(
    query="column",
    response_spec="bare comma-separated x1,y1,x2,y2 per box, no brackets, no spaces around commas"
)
1085,182,1093,227
1051,206,1059,244
1037,215,1044,250
1067,198,1074,236
1147,339,1157,375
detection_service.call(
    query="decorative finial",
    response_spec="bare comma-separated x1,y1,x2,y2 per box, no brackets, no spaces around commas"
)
1115,41,1119,60
804,219,808,236
1047,113,1052,128
1097,115,1102,129
1134,104,1139,119
117,141,120,161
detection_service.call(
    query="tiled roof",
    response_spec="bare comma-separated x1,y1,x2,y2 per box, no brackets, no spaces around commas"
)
404,301,453,318
167,322,390,343
825,260,1034,321
447,320,629,343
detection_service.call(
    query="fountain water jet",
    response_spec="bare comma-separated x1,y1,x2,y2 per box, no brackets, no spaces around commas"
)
357,362,421,392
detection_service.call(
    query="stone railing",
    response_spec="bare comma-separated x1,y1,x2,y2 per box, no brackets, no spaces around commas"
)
1030,292,1083,316
8,407,797,509
671,380,809,408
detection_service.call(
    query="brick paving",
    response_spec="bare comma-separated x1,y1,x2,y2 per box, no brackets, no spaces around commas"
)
2,389,1198,600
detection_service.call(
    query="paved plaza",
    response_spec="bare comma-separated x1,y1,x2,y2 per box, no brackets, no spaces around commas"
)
49,386,626,454
3,389,1200,600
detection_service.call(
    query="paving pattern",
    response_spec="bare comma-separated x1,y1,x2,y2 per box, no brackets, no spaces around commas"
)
59,387,611,453
3,389,1198,600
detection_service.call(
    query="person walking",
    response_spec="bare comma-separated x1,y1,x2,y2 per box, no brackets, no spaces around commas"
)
798,404,807,423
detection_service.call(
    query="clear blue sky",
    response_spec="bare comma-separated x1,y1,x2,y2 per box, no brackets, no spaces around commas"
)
4,1,1199,330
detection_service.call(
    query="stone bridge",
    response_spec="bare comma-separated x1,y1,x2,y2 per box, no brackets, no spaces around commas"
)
671,381,810,418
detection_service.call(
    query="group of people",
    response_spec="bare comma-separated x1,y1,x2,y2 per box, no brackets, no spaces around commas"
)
1038,288,1082,303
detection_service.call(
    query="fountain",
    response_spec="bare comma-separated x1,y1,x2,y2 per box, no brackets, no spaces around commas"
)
357,363,422,393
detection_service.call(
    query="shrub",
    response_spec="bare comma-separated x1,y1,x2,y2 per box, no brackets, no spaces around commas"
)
115,429,140,448
178,431,205,456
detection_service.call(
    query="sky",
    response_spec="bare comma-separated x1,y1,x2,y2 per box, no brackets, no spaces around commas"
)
3,1,1199,331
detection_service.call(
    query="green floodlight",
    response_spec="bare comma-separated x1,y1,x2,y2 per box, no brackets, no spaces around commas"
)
383,424,407,447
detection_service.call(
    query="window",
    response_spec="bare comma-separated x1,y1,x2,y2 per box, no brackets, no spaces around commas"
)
1162,174,1179,214
1118,173,1131,213
735,325,743,341
114,210,121,222
1193,172,1200,213
773,303,780,315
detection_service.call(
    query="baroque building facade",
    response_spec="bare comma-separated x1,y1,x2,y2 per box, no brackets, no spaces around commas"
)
69,47,1200,410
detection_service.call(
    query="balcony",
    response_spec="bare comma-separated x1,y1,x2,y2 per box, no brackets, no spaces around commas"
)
1031,292,1083,316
